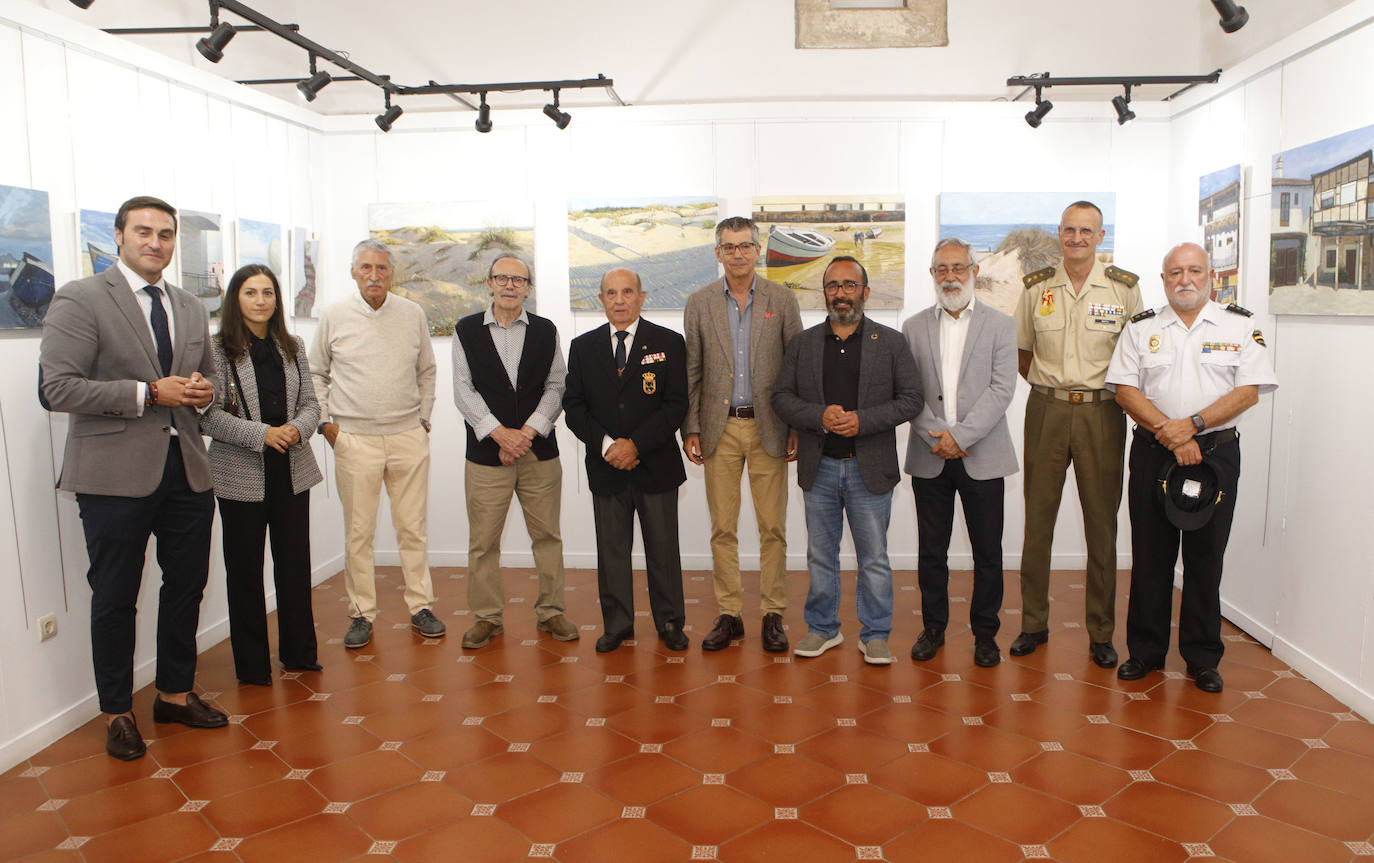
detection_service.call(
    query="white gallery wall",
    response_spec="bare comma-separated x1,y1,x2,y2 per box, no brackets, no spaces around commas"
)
0,0,1371,768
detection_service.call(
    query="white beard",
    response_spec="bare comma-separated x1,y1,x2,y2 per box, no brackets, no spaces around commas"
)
937,279,973,314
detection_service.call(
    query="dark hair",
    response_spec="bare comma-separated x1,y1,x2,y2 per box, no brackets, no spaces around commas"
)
823,255,868,286
218,265,297,362
115,195,178,233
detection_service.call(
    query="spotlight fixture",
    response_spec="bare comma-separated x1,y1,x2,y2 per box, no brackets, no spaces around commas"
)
1210,0,1249,33
475,92,492,133
68,0,95,8
196,21,237,63
1111,85,1135,125
542,89,571,130
375,95,403,132
1024,87,1053,128
296,57,331,102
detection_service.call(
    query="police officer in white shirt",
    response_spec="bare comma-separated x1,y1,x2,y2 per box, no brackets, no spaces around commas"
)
1105,243,1278,693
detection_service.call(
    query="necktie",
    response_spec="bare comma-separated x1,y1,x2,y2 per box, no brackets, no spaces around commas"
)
143,285,173,376
615,330,629,374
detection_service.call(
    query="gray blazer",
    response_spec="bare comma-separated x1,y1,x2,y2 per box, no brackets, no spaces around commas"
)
200,334,323,502
771,317,923,494
902,301,1019,481
39,266,214,496
683,276,803,458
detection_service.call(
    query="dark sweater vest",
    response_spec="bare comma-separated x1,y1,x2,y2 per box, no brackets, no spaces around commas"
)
455,312,559,466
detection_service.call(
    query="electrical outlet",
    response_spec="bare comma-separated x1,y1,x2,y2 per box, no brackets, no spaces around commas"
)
38,613,57,642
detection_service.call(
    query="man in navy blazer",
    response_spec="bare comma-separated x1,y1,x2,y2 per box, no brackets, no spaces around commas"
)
563,268,690,652
902,238,1019,668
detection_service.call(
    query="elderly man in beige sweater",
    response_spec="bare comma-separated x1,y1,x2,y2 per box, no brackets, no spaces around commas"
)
311,239,442,649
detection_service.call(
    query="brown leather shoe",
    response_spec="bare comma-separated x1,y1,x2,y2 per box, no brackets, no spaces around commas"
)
461,619,504,649
105,715,146,760
152,693,228,729
761,613,788,653
702,614,744,651
537,614,580,642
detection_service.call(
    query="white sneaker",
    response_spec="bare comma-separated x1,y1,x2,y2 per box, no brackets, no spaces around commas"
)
793,631,844,658
859,639,896,665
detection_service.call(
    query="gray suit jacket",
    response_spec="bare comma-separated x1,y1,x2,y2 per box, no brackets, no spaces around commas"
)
200,334,323,502
683,276,803,459
40,266,214,496
902,301,1019,481
771,317,923,494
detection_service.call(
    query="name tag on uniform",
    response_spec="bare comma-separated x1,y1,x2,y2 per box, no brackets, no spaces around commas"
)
641,352,666,365
1201,341,1241,353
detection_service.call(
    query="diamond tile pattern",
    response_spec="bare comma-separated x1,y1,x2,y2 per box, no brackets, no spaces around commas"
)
6,563,1374,860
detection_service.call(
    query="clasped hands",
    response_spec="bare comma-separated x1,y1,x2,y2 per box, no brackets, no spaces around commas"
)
264,424,300,453
822,404,860,438
1153,417,1202,466
155,371,214,409
492,425,538,466
604,438,640,471
927,429,968,460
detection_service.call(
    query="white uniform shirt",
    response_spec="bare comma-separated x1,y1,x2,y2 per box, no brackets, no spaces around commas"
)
939,295,975,426
1105,301,1278,431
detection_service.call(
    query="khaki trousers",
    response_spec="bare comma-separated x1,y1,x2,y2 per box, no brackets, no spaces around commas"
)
703,417,789,616
334,426,434,621
1020,389,1125,642
464,453,566,624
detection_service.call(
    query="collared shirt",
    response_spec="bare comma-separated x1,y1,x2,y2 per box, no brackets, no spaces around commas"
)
939,295,975,425
1105,300,1278,431
1015,260,1142,390
117,259,174,419
822,317,864,459
352,289,389,316
602,318,640,456
451,305,566,441
725,277,755,408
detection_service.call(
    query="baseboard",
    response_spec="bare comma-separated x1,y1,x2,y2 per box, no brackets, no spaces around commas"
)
1270,635,1373,722
376,551,1116,571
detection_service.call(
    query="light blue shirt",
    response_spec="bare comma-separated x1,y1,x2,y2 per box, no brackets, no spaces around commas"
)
726,278,755,408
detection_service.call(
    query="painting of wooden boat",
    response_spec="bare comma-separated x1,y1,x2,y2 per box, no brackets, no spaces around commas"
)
86,242,116,274
766,225,836,266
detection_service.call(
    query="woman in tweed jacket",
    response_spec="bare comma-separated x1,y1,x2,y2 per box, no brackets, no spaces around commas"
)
202,265,324,684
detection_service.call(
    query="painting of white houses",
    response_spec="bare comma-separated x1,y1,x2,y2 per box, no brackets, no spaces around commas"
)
1198,166,1240,305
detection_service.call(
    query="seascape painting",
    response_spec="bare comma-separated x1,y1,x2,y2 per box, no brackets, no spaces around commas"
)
0,183,56,329
78,209,117,278
1199,165,1242,305
370,200,534,336
291,226,319,318
568,197,717,310
180,210,225,318
938,192,1117,316
753,196,905,310
1269,123,1374,316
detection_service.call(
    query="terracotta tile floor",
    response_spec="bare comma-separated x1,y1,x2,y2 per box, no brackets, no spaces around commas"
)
5,565,1374,862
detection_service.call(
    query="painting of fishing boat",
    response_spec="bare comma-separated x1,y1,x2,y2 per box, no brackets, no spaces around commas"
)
0,183,55,328
79,209,117,278
765,225,835,266
752,196,905,309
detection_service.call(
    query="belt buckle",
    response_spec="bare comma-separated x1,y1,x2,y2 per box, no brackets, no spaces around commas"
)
1068,391,1085,404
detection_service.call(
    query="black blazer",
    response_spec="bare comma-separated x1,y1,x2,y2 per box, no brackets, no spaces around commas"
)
564,318,688,496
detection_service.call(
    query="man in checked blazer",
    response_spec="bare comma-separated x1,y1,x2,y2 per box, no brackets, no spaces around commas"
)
682,216,803,653
39,195,227,761
902,238,1019,669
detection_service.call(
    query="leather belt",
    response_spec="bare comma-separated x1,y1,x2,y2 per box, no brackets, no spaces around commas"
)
729,405,755,419
1032,384,1111,404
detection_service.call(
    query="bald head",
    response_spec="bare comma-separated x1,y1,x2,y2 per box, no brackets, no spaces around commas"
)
1161,242,1207,274
599,267,646,328
1160,242,1213,314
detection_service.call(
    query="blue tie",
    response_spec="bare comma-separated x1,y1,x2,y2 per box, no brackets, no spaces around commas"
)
143,285,173,376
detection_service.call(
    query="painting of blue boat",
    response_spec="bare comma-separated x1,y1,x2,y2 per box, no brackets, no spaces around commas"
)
79,208,117,278
0,183,55,329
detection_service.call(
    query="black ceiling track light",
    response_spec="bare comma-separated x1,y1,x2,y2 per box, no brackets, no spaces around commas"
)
543,89,572,129
1008,70,1223,128
1211,0,1250,33
475,92,493,134
1111,85,1136,125
296,55,331,102
375,92,403,132
1024,86,1053,128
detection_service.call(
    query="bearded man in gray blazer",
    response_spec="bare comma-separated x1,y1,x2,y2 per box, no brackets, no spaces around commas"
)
683,216,803,653
39,195,227,761
903,238,1019,668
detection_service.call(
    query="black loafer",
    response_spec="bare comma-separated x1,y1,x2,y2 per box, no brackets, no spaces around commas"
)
595,630,632,653
973,637,1001,668
1189,666,1224,693
660,622,689,652
910,629,945,662
702,614,744,651
1090,641,1119,669
1117,657,1162,680
105,715,146,761
1009,630,1048,656
761,613,788,653
152,692,228,729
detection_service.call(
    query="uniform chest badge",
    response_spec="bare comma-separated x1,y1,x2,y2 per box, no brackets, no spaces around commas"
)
1148,334,1161,353
642,372,656,394
1038,288,1055,316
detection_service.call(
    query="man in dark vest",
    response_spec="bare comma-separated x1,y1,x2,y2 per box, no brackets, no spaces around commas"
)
453,253,578,648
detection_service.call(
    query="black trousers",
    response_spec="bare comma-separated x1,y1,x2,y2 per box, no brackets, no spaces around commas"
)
1125,429,1240,670
218,451,316,681
77,441,215,715
912,462,1005,638
592,486,686,637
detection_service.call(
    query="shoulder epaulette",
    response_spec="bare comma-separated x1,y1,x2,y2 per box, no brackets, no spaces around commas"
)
1104,265,1139,288
1023,267,1055,289
1225,303,1253,317
1130,309,1156,324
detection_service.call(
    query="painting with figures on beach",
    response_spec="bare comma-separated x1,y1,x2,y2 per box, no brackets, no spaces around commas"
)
0,183,55,329
568,197,717,310
938,192,1117,316
753,196,905,310
371,200,535,335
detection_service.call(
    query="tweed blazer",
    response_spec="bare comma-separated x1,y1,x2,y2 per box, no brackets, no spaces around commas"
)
682,275,803,458
200,333,323,502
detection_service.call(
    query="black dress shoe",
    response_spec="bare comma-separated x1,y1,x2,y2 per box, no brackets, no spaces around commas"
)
702,614,744,651
282,661,323,672
595,630,632,653
910,629,945,662
761,613,788,653
1009,630,1048,656
1117,657,1162,680
1090,641,1119,669
105,715,146,761
660,622,689,652
1189,666,1224,693
973,637,1001,668
152,692,228,729
237,676,273,687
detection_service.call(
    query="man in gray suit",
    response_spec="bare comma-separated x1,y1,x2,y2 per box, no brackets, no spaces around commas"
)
903,238,1019,668
772,256,922,665
40,195,227,761
683,216,803,653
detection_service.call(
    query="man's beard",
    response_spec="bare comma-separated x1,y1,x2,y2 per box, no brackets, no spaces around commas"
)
937,278,973,313
827,295,865,326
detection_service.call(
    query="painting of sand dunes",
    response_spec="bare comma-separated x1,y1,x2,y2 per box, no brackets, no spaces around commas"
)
568,197,718,310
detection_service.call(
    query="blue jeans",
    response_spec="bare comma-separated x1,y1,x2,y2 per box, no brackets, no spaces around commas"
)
802,456,895,642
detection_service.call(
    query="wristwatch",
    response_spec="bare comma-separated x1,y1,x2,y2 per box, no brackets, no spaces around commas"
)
1190,414,1206,433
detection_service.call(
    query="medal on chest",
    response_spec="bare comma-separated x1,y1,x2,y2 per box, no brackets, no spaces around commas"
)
1038,288,1055,316
642,372,656,394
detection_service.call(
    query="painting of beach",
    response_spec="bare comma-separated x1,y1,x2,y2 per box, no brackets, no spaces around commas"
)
370,200,535,336
181,210,225,318
568,197,717,310
753,196,905,310
938,192,1117,316
0,183,55,329
78,209,117,278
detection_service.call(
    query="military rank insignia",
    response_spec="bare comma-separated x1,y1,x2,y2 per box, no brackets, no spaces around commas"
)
642,372,656,394
1252,329,1266,347
1038,288,1055,316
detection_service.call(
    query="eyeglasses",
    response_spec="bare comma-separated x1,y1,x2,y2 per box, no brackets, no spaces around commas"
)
717,242,758,255
490,274,530,288
931,264,971,277
823,280,865,295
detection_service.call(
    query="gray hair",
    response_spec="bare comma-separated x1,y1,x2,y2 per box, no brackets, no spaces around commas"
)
715,216,760,246
487,252,533,284
351,238,393,269
931,237,975,268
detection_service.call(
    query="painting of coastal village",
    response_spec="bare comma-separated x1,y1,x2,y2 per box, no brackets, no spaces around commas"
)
568,197,717,310
78,209,117,278
938,192,1116,316
0,183,55,329
1199,165,1242,305
752,196,905,310
180,210,226,318
370,201,534,335
1269,123,1374,316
